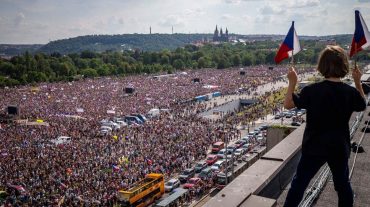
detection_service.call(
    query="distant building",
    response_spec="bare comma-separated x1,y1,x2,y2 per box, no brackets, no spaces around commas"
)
213,25,229,42
316,39,336,46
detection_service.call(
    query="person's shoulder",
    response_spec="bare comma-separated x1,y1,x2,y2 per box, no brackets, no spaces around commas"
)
301,81,322,91
338,82,359,93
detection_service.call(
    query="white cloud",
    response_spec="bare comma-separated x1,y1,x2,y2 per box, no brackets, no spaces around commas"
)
255,15,271,24
224,0,265,3
242,15,254,23
259,5,283,15
14,12,25,26
159,15,186,27
221,14,234,20
288,0,320,8
184,8,206,16
224,0,242,4
304,9,328,18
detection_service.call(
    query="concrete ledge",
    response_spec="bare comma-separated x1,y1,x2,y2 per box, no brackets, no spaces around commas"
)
240,195,277,207
262,125,303,161
204,124,305,207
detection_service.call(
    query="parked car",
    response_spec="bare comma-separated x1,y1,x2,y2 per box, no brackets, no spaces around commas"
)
241,136,251,143
183,178,202,189
285,112,294,118
282,110,289,115
274,114,282,119
211,160,225,172
164,178,180,192
259,124,268,131
256,134,264,141
291,122,301,126
234,148,246,158
217,149,227,159
253,129,261,135
226,145,237,153
248,131,256,137
234,140,246,149
242,143,252,151
179,168,195,183
194,161,208,173
198,167,214,181
206,154,218,165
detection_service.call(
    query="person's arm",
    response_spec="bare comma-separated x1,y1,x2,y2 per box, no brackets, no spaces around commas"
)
352,65,366,99
284,67,298,109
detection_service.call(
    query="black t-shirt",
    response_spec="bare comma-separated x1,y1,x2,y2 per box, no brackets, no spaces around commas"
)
293,80,366,158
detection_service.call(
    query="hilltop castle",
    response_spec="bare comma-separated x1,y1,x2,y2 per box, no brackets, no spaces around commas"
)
213,25,229,42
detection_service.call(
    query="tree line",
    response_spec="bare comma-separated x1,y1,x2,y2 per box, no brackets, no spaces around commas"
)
1,40,368,87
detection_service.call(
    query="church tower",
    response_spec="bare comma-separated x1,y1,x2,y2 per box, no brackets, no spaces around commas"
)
220,28,225,41
213,25,219,42
225,28,229,42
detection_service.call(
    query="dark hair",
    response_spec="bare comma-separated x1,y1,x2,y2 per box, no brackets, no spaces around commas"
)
317,45,349,78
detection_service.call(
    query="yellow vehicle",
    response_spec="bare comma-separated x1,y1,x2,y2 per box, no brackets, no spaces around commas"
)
118,173,164,207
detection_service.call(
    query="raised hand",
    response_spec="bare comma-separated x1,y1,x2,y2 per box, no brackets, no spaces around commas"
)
352,64,362,84
287,67,298,85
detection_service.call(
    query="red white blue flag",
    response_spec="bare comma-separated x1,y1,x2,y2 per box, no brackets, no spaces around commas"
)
275,21,301,64
350,10,370,57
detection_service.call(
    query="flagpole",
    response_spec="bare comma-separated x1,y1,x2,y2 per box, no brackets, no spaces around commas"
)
353,43,357,75
354,43,360,75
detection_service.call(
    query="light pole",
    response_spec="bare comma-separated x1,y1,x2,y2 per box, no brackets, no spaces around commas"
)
224,123,228,185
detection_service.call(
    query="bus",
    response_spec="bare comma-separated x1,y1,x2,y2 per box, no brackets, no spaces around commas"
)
118,173,165,207
154,188,189,207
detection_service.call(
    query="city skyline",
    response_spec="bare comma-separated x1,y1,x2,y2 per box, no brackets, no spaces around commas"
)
1,0,370,44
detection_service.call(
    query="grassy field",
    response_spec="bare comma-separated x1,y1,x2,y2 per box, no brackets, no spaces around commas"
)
235,87,289,125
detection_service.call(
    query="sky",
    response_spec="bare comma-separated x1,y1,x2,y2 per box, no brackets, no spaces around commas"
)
1,0,370,44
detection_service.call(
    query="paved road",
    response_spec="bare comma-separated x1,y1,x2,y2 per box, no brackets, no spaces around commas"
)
199,72,316,120
205,72,316,110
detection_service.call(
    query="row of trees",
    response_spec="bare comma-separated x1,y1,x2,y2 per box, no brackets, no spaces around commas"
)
1,40,367,87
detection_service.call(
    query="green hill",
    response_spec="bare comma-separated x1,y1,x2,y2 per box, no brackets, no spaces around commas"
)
1,34,354,57
38,34,213,54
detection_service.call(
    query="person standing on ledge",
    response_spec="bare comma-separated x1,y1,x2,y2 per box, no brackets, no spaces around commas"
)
283,45,366,207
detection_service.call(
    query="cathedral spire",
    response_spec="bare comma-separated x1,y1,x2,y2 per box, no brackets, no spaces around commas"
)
213,25,219,42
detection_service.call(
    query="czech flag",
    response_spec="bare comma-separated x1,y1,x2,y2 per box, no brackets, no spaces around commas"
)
275,21,301,64
350,10,370,58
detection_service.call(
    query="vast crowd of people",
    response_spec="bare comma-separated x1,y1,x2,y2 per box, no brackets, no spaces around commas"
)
0,65,314,205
